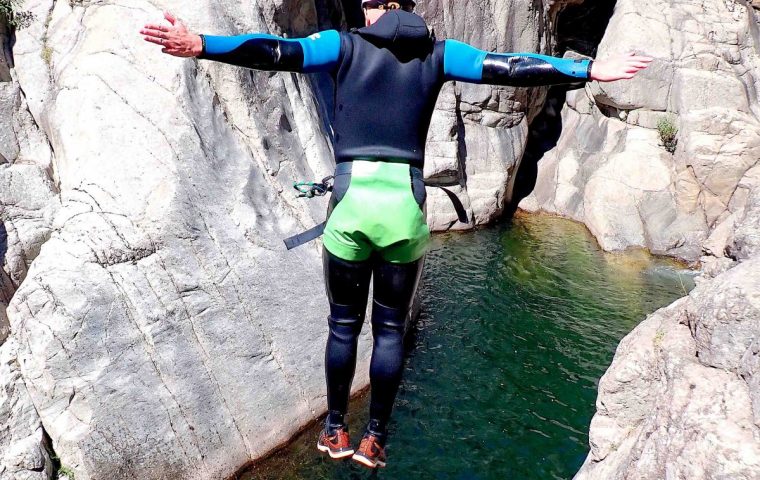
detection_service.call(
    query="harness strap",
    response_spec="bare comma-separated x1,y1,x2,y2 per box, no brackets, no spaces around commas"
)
283,179,470,251
431,185,469,224
284,221,327,250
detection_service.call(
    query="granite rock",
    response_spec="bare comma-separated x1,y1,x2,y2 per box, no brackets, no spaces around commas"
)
576,258,760,479
521,0,760,263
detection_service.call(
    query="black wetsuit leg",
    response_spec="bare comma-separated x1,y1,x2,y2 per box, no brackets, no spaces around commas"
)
323,250,372,432
323,250,424,439
366,255,424,442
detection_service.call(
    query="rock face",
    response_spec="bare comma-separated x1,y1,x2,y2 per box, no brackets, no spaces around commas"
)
1,11,58,480
526,1,760,478
4,1,345,478
0,0,578,479
521,0,760,263
575,258,760,479
420,0,578,230
0,338,54,480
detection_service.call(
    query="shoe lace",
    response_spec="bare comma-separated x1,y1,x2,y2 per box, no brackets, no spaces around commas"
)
360,435,382,455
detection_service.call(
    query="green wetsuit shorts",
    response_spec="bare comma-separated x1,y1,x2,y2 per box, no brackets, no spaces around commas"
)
323,160,430,264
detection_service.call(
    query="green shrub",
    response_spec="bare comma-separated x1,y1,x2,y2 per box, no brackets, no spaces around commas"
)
657,116,678,154
58,465,76,479
0,0,34,29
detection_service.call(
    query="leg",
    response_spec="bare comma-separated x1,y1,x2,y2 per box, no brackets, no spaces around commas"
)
323,249,372,432
367,255,425,441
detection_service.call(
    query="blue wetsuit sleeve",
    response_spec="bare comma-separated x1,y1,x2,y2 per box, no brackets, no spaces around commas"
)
442,39,592,86
198,30,341,73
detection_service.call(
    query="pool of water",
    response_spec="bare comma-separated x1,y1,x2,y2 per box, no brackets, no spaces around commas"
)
241,213,695,480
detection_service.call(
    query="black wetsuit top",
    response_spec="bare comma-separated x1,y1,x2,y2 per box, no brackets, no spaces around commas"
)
199,10,592,169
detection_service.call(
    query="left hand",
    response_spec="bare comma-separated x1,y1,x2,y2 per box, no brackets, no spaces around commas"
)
590,53,654,82
140,11,203,57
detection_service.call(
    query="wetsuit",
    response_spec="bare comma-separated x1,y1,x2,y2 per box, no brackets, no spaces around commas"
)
199,10,592,443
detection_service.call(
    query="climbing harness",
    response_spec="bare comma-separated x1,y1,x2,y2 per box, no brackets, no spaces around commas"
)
283,171,469,251
283,176,334,251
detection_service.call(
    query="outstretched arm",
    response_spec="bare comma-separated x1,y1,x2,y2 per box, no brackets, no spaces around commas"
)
442,40,652,86
141,11,341,73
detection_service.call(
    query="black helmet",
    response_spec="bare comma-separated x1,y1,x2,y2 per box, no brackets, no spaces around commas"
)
361,0,416,9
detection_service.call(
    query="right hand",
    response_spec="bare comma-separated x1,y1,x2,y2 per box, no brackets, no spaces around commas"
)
590,53,654,82
141,11,203,57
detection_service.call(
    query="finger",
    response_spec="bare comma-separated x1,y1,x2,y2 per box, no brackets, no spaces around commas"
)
164,10,177,25
144,36,165,46
140,29,168,39
143,23,169,32
626,61,651,68
629,56,654,62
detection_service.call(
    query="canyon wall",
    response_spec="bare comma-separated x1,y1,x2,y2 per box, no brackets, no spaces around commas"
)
0,0,573,478
517,1,760,478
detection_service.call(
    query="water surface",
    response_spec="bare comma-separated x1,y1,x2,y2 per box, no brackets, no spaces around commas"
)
242,214,694,480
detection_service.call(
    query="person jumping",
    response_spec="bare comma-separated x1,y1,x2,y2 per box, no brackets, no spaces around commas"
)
141,0,651,469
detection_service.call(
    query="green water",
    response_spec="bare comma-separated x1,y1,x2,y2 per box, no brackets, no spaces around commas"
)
243,214,694,480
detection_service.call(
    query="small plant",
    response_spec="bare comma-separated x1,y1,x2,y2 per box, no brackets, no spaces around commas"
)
58,465,75,479
657,116,678,154
653,328,665,348
0,0,34,29
41,45,53,65
40,9,52,65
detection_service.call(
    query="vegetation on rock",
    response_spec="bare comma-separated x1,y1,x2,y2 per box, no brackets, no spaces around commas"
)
657,116,678,154
0,0,34,29
57,466,75,480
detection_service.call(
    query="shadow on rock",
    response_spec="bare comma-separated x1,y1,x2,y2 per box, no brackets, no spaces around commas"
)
0,222,7,267
505,85,568,218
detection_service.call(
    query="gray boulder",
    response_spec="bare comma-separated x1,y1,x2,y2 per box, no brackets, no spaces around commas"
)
576,258,760,480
